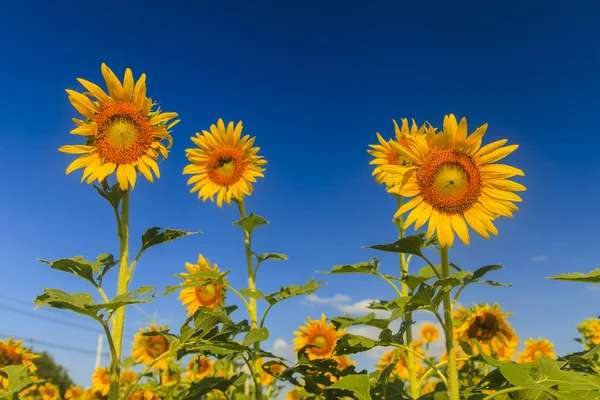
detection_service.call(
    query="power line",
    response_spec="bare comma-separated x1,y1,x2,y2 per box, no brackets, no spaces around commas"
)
0,332,110,357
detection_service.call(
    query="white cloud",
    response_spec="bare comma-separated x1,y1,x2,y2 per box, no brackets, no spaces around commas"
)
305,294,351,304
531,255,548,262
267,338,296,362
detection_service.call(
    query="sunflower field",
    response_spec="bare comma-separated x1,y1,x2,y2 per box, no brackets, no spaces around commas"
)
0,58,598,400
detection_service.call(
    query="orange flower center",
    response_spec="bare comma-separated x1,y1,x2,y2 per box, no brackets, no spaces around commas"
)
467,313,499,341
95,102,153,164
417,150,482,213
100,372,110,385
145,335,169,357
192,358,211,375
387,144,412,167
207,147,246,186
195,281,220,306
309,334,332,356
533,349,545,357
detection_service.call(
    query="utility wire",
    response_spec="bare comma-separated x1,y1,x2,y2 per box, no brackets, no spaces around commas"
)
0,332,110,357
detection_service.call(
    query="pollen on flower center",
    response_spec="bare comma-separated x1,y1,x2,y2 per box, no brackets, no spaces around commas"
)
106,116,139,150
207,147,245,186
196,283,217,301
147,336,168,356
312,335,328,349
417,150,482,213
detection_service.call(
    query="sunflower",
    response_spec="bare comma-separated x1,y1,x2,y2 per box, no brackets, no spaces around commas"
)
91,367,111,396
454,303,519,361
259,359,285,386
0,337,39,372
368,119,428,187
185,356,214,380
419,323,440,344
285,388,303,400
183,119,267,207
293,314,345,360
65,386,84,400
578,318,600,349
120,370,136,389
161,363,181,385
333,355,355,370
178,254,228,314
517,337,556,363
382,114,525,247
376,341,425,380
132,324,171,371
422,381,439,394
59,63,179,191
440,347,468,370
126,388,160,400
38,382,60,400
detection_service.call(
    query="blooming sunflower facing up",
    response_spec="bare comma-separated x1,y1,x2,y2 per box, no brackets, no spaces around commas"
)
454,303,519,361
0,337,39,372
517,337,556,363
293,314,345,360
186,356,214,380
368,119,428,187
132,324,171,371
183,119,267,207
38,382,60,400
419,323,440,344
382,114,525,247
178,254,228,314
91,367,111,396
65,386,84,400
59,63,179,191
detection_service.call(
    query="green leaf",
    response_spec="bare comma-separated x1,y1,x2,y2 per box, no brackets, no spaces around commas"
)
233,213,268,234
471,264,503,280
183,374,243,400
365,235,425,258
330,313,391,330
239,288,266,299
334,334,378,355
89,286,155,313
405,284,435,312
321,258,379,275
326,374,372,400
94,182,126,210
1,365,34,393
37,254,117,288
264,279,324,306
547,268,600,284
242,327,269,346
253,253,288,263
139,227,200,254
35,288,98,319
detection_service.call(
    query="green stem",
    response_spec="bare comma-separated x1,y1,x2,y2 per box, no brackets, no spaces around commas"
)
101,322,120,400
111,191,130,399
122,347,175,399
395,195,419,399
260,304,275,328
417,358,470,388
226,285,253,316
374,271,403,297
441,246,460,400
482,386,526,400
236,198,264,400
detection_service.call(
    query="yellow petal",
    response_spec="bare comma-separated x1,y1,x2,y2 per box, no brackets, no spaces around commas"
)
414,202,433,230
143,155,160,178
485,179,526,192
132,73,147,109
477,145,519,165
483,187,523,202
70,124,96,136
59,145,95,154
101,63,123,100
474,139,508,157
395,196,423,218
150,112,178,126
455,117,468,146
450,215,470,245
122,68,134,102
480,164,524,179
426,210,439,239
137,158,154,183
125,164,137,189
437,213,454,248
76,79,110,104
464,123,488,154
66,154,98,174
116,164,129,190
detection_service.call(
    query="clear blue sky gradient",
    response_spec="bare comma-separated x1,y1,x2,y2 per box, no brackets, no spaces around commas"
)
1,0,599,387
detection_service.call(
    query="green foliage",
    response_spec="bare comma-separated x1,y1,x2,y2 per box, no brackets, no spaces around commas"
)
234,213,269,234
325,374,372,400
0,366,33,400
365,234,427,258
182,374,244,399
139,227,201,255
38,253,117,288
547,268,600,284
264,279,324,306
322,258,380,275
32,351,75,395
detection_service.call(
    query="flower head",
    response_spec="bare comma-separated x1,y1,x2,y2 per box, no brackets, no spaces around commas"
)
184,119,267,207
132,324,171,371
38,382,60,400
65,386,84,400
259,359,285,386
0,337,39,372
419,323,440,344
376,341,425,380
178,254,228,314
59,63,178,190
454,303,519,361
126,388,160,400
293,314,345,360
517,337,556,363
578,318,600,349
186,356,214,380
382,114,525,247
91,367,111,396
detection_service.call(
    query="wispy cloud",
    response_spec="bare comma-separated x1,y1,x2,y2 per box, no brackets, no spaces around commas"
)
304,293,351,305
267,338,296,362
531,255,548,262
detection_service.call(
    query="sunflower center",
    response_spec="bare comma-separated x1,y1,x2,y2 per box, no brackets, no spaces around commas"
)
146,335,169,357
100,372,110,385
195,282,219,304
417,150,482,213
312,335,329,350
467,313,499,341
95,102,154,164
533,349,545,357
207,147,246,187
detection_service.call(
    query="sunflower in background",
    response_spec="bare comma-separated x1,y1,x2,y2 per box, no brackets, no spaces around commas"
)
183,119,267,207
38,382,60,400
178,254,228,314
65,385,84,400
293,314,346,360
376,340,426,380
0,337,40,372
132,325,171,371
120,370,136,390
126,387,161,400
578,318,600,349
185,356,214,380
382,114,525,247
517,337,556,363
259,359,286,386
59,63,179,190
422,380,439,394
440,347,469,370
419,323,440,344
454,303,519,361
333,355,355,370
91,367,111,396
368,119,429,187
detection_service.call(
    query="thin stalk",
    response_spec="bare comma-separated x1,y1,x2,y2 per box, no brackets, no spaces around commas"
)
122,348,174,399
101,322,120,400
417,358,470,388
236,198,264,400
111,191,130,399
441,246,460,400
374,271,403,297
482,386,527,400
395,195,419,399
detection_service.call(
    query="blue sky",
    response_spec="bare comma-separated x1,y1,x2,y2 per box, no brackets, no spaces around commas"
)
1,0,600,388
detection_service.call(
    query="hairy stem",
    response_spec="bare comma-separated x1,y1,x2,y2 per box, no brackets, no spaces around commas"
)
441,246,460,400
